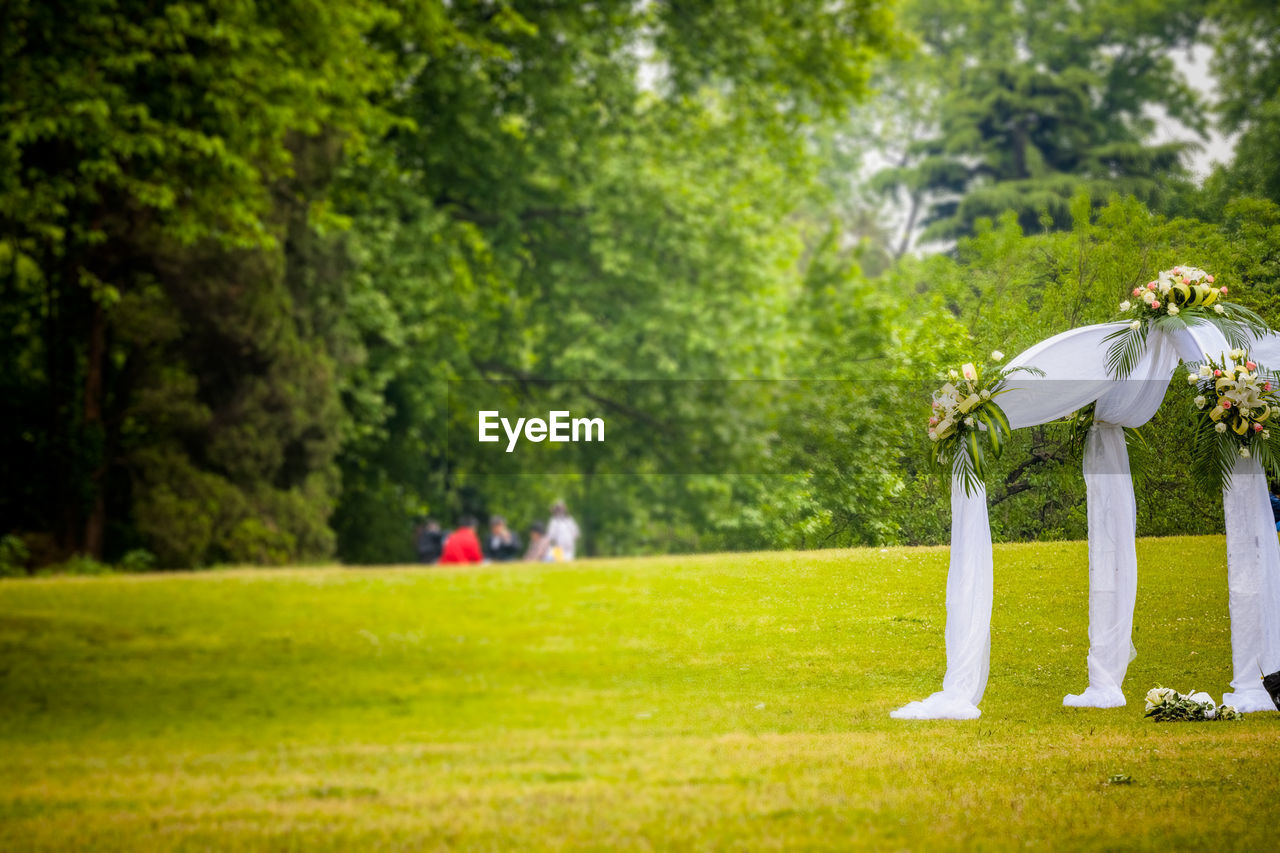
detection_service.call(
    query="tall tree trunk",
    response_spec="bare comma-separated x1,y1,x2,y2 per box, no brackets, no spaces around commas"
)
48,268,76,555
1013,120,1028,180
83,299,107,560
895,188,922,260
580,466,595,558
893,138,923,259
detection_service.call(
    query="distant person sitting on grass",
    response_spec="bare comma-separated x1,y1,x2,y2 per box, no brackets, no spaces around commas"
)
546,500,581,561
415,518,444,564
439,516,483,564
524,522,550,562
486,516,522,561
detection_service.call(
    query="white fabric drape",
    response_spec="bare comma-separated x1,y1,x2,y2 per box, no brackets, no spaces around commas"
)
890,464,990,720
893,319,1280,720
999,325,1132,429
1188,325,1279,706
1222,455,1280,711
1243,329,1280,367
1063,329,1179,707
1062,423,1136,708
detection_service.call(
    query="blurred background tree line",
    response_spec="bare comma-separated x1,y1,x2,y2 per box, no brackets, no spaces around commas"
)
3,0,1280,571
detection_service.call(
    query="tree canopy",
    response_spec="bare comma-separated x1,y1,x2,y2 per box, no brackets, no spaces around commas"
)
4,0,1280,574
872,0,1205,245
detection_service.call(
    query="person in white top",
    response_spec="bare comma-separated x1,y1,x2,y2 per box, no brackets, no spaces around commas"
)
545,500,581,560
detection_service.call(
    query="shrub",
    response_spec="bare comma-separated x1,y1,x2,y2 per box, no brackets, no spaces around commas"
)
0,535,30,578
118,549,158,573
39,555,113,576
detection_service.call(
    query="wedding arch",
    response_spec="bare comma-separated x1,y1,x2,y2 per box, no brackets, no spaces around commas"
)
893,274,1280,720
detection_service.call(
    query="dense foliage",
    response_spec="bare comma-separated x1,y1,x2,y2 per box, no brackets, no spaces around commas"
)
870,0,1206,246
3,0,1280,570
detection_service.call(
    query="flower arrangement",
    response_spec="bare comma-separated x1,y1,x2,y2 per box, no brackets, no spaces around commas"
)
1106,266,1268,379
1188,351,1280,490
928,351,1039,495
1144,686,1240,722
1126,265,1223,318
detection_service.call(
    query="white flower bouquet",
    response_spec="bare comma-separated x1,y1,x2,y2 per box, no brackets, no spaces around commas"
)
928,351,1039,495
1144,686,1240,722
1106,266,1268,379
1189,351,1280,490
1127,265,1224,318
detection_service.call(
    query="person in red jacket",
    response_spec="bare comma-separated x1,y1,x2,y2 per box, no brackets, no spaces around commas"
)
439,516,484,564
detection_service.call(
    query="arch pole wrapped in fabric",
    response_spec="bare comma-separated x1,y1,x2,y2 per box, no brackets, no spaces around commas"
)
1229,326,1280,708
1222,454,1280,711
893,321,1280,720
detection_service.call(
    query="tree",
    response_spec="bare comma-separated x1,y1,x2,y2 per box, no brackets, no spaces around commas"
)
0,0,404,564
1199,1,1280,210
330,0,907,561
872,0,1207,246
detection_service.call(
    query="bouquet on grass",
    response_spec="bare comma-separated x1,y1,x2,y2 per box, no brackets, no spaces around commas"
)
927,352,1040,495
1144,686,1240,722
1106,266,1268,379
1187,351,1280,491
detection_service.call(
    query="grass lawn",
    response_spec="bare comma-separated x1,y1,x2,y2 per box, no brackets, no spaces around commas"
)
1,535,1277,850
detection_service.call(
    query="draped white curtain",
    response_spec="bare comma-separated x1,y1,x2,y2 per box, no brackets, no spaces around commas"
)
1222,454,1280,711
894,322,1280,719
1062,423,1136,708
891,463,991,720
1063,329,1184,707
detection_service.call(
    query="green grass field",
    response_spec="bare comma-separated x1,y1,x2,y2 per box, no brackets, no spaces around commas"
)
2,536,1277,850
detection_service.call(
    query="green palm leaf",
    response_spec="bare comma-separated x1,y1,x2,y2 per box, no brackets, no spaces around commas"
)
966,429,983,480
987,401,1012,435
1105,324,1147,380
977,408,1002,457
